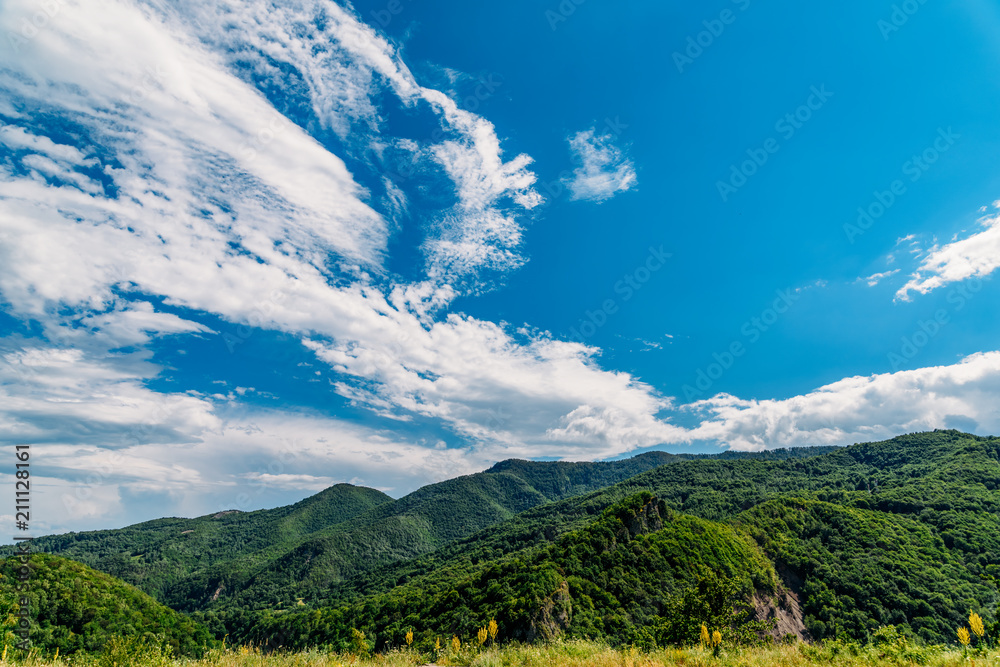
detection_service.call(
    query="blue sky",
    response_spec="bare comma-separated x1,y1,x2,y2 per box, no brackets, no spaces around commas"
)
1,0,999,535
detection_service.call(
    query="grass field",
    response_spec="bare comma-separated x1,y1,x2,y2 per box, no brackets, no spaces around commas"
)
3,639,998,667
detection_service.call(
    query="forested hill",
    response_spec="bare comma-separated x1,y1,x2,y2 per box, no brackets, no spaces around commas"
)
16,446,817,613
4,431,1000,656
233,430,1000,651
0,554,217,656
13,482,394,602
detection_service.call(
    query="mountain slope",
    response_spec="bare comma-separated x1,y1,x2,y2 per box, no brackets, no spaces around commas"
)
243,492,779,651
24,450,711,612
0,554,218,656
28,483,394,602
199,446,841,611
237,431,1000,649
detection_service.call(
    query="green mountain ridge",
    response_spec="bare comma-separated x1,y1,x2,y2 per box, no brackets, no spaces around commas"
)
230,430,1000,650
11,431,1000,656
22,447,740,613
23,482,394,603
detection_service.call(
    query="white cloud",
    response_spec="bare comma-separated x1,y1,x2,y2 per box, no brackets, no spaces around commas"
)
0,0,686,528
149,0,540,281
562,128,637,203
0,125,96,166
18,406,491,532
0,345,221,447
686,351,1000,450
858,269,899,287
5,0,998,538
896,214,1000,300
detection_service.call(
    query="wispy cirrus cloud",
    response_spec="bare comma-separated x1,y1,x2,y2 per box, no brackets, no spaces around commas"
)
562,127,637,203
148,0,541,282
4,0,998,539
0,0,688,535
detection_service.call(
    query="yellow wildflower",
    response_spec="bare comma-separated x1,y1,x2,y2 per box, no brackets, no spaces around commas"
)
700,624,710,647
488,618,498,642
477,626,488,645
958,627,970,646
712,630,722,647
451,635,461,653
970,612,985,639
405,629,413,646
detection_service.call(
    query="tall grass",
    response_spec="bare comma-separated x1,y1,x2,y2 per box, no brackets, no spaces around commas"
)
2,640,998,667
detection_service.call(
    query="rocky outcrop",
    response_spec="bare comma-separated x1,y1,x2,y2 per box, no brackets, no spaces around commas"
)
624,497,668,536
751,587,810,642
527,579,573,642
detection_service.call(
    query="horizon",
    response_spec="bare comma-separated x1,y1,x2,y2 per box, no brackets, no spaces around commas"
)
15,430,988,539
2,0,999,536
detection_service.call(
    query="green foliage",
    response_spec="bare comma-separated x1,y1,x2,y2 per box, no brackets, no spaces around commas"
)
238,493,778,651
7,430,999,655
653,574,773,647
11,453,687,615
735,497,995,644
1,571,18,650
0,555,217,657
95,635,174,667
244,430,998,650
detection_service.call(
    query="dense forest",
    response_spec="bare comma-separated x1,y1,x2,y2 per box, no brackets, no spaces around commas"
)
15,449,818,612
4,431,999,656
0,555,217,656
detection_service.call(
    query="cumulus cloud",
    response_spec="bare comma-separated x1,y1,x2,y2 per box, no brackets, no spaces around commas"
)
562,128,637,203
896,214,1000,300
686,351,1000,450
0,345,221,448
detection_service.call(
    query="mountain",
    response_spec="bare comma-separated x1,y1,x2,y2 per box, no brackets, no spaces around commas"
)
17,432,996,652
232,431,1000,650
27,483,394,604
0,554,217,656
22,449,752,613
